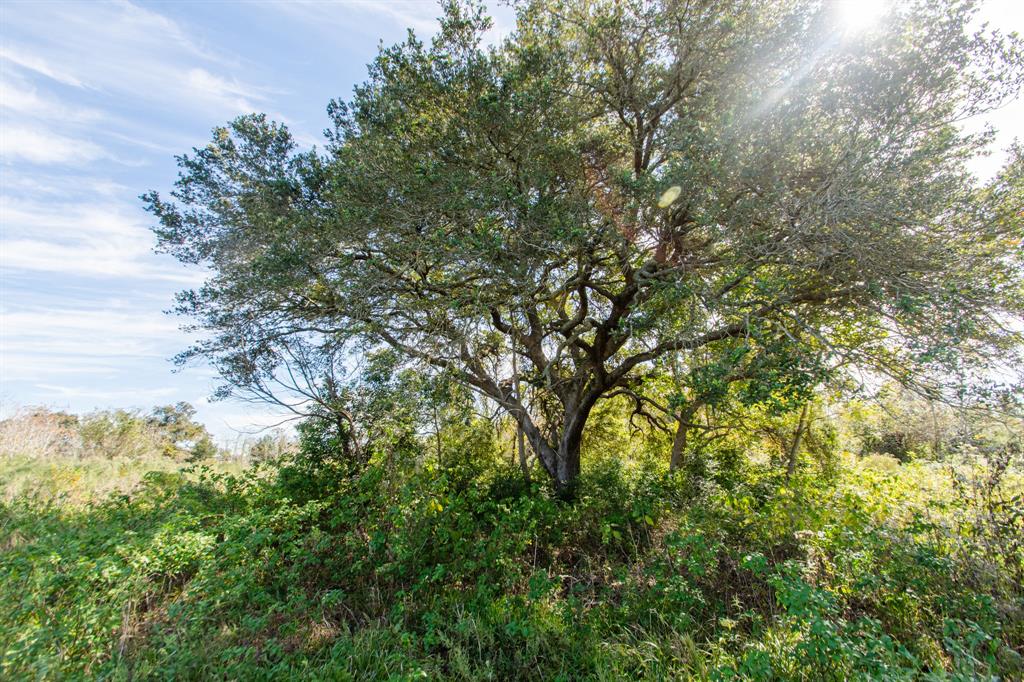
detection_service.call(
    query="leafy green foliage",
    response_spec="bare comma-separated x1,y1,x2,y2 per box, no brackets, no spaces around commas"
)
2,440,1021,679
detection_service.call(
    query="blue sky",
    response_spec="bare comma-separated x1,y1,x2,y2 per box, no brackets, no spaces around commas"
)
0,1,1020,445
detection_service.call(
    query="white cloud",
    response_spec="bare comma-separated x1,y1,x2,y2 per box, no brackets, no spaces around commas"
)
0,173,129,198
203,405,300,438
270,0,441,36
184,68,263,114
0,1,328,440
32,384,177,402
0,78,104,123
0,125,107,164
966,1,1024,180
347,0,444,34
0,73,185,167
0,195,203,282
0,306,180,363
0,355,121,378
265,0,515,44
1,2,270,119
0,299,188,410
0,46,85,88
1,238,198,281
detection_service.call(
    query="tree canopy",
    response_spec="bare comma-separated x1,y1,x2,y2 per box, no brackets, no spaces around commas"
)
145,0,1024,492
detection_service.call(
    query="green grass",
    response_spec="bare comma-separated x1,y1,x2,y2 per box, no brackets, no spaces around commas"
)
0,451,1021,680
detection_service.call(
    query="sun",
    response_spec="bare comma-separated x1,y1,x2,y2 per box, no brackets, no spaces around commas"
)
834,0,889,34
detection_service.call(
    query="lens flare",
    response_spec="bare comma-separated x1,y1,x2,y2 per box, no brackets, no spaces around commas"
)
657,186,682,208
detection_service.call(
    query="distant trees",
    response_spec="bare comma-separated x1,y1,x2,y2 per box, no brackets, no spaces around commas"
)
840,383,1024,463
147,402,217,460
0,404,219,461
246,431,294,464
146,0,1023,492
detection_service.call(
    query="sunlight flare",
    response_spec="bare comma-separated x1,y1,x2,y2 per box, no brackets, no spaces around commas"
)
657,185,682,208
835,0,888,34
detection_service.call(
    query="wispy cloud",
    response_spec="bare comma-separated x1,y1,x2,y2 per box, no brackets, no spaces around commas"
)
0,173,128,199
0,77,103,123
32,384,177,402
0,196,203,282
269,0,442,36
0,0,283,438
1,305,180,363
0,2,275,174
0,73,182,169
0,238,199,281
264,0,515,44
0,125,107,165
185,68,265,114
1,2,270,118
348,0,445,34
0,45,86,87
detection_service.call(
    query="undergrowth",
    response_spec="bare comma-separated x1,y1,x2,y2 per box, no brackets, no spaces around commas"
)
0,452,1021,680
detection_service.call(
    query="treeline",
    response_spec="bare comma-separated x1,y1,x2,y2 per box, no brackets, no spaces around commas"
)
4,376,1017,477
0,403,215,461
0,403,286,463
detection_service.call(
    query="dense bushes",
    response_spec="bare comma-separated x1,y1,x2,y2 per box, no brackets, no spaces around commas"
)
1,441,1021,680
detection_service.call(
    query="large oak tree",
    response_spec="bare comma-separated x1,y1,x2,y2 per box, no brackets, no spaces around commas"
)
146,0,1024,492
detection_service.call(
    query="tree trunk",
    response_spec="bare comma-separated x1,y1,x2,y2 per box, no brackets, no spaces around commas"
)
432,404,442,467
670,419,688,472
333,411,364,465
554,447,581,498
787,402,810,479
669,403,701,472
551,402,593,497
516,400,592,498
517,425,530,483
512,351,530,482
501,380,602,497
554,437,582,498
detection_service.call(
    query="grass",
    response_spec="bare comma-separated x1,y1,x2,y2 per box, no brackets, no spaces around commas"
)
0,447,1021,680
